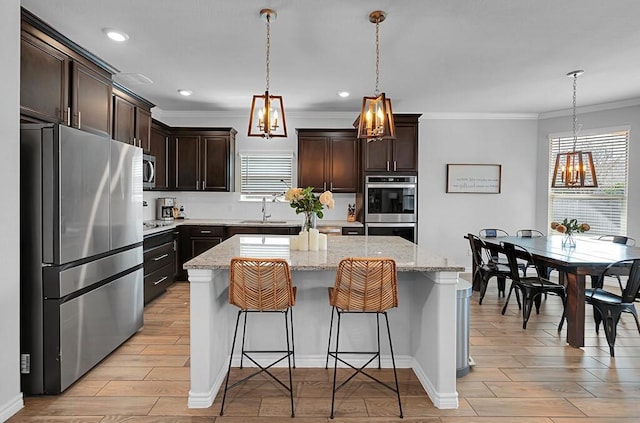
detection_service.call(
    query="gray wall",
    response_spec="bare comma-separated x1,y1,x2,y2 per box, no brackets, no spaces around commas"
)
0,0,23,420
536,104,640,239
418,117,539,268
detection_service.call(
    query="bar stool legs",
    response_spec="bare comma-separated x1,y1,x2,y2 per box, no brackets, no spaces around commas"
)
328,310,403,419
219,309,295,417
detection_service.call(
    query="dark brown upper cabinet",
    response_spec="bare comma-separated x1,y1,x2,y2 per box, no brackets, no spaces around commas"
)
112,85,153,150
20,30,69,124
297,129,359,193
20,9,119,138
170,128,236,192
361,114,421,174
71,61,112,137
149,120,171,190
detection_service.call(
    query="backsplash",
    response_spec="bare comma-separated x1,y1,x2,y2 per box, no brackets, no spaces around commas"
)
143,191,356,223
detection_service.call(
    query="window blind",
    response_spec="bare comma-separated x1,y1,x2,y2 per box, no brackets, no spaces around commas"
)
240,153,293,194
548,130,629,235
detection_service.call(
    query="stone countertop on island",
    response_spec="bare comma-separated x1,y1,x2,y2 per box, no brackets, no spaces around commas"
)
184,234,464,273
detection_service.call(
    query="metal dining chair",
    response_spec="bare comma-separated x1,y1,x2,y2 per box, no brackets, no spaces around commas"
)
468,234,512,302
586,258,640,356
478,229,510,295
591,235,638,291
501,241,567,330
516,229,546,276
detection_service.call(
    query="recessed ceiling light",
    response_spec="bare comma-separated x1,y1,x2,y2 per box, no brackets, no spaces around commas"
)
103,28,129,42
338,91,350,98
177,89,193,96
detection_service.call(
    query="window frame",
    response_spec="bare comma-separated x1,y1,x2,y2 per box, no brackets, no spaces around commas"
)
547,126,630,236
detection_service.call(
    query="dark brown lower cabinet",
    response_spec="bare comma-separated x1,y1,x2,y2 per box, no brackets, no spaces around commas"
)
143,229,176,305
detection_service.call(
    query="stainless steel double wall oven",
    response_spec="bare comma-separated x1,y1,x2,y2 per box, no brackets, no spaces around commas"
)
365,175,417,243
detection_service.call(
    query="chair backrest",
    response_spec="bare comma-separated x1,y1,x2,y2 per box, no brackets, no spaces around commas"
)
229,257,295,310
598,235,636,246
601,259,640,303
479,228,509,238
516,229,544,238
467,233,484,267
501,241,537,282
331,257,398,312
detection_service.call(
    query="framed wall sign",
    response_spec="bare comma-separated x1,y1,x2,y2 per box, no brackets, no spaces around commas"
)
446,164,502,194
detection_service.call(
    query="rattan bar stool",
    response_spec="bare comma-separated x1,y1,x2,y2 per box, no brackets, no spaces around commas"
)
219,257,297,417
325,257,402,419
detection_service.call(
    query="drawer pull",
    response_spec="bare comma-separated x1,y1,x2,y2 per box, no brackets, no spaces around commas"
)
153,253,169,261
153,276,168,286
345,231,359,235
200,230,212,234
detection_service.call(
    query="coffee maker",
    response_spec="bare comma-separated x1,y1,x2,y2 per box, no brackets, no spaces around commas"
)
156,197,175,221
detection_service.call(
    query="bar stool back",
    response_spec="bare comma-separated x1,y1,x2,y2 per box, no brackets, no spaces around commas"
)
326,257,402,418
220,257,296,417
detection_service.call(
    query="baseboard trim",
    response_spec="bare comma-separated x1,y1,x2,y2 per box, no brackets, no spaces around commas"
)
0,393,24,422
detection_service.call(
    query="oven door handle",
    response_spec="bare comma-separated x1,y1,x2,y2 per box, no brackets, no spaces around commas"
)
366,183,416,189
366,222,416,228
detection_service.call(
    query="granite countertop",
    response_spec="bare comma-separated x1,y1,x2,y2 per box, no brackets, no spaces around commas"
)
142,218,363,236
184,234,464,273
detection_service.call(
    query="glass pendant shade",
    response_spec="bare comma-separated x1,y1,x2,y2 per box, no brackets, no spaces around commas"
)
358,92,395,141
248,91,287,138
551,151,598,188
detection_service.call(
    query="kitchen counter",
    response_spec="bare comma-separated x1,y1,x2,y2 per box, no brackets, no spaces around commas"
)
185,234,463,411
185,235,460,272
142,218,363,236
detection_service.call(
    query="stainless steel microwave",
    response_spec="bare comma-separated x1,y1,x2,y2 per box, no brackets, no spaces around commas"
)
142,154,156,189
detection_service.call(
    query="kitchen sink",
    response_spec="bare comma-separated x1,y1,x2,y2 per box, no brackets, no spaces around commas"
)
239,220,289,224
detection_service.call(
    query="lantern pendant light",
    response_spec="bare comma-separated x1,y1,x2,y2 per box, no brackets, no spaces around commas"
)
248,9,287,139
357,11,395,142
551,70,598,188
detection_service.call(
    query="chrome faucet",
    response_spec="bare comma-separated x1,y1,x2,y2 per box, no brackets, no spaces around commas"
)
261,196,271,223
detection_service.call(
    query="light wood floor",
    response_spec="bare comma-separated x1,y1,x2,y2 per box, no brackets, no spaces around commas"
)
9,275,640,422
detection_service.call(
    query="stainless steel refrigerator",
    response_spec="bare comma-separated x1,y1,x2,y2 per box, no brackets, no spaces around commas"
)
20,123,144,394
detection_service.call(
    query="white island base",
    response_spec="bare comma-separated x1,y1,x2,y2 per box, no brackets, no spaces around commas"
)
185,235,463,410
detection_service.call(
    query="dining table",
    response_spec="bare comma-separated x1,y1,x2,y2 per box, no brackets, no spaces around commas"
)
481,235,640,347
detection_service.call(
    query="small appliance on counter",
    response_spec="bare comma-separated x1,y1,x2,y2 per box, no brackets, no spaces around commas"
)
156,197,175,221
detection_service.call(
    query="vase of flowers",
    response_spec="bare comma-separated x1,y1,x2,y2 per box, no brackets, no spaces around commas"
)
550,218,590,248
285,186,335,232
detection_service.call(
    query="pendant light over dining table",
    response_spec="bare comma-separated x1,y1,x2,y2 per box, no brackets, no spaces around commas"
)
551,70,598,188
357,11,395,142
248,8,287,139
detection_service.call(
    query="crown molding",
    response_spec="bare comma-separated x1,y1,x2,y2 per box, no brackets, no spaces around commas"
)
539,97,640,119
421,112,538,120
151,108,357,122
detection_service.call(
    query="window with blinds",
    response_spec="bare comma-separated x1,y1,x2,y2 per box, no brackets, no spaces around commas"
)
548,130,629,235
239,153,293,194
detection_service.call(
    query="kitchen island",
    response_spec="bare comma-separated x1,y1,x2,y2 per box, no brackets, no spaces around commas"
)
184,235,464,410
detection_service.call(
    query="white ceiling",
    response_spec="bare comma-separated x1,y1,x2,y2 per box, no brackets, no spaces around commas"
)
20,0,640,115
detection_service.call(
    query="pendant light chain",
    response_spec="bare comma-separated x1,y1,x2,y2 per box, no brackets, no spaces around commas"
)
374,18,380,96
265,13,271,92
572,72,578,152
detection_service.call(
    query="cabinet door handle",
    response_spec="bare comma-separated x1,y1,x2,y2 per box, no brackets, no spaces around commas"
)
196,180,199,190
78,111,81,129
200,230,212,234
153,253,169,261
394,161,397,171
153,276,168,286
323,182,326,191
330,182,333,191
386,161,390,171
66,107,71,126
202,180,205,190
